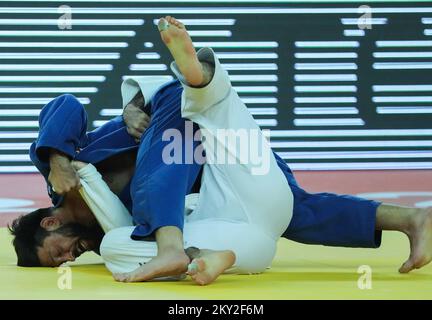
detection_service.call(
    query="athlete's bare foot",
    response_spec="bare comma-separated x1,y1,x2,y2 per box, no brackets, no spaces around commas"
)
399,208,432,273
186,249,236,285
158,16,204,87
113,249,189,282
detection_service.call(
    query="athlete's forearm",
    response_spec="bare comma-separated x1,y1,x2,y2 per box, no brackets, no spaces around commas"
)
48,149,81,194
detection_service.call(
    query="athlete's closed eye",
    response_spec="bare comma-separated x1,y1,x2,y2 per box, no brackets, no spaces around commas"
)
54,248,64,265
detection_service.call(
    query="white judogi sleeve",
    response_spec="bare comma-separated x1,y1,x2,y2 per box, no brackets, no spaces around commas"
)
120,76,172,109
77,164,133,233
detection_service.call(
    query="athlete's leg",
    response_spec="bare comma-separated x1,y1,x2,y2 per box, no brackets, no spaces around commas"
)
285,187,382,248
375,204,432,273
162,16,293,240
156,16,294,285
283,181,432,273
125,82,202,281
101,220,277,283
161,16,432,277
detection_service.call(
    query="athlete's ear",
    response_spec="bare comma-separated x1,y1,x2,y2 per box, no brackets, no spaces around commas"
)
40,216,62,231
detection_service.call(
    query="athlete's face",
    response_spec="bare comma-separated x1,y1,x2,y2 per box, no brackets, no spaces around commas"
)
36,223,100,267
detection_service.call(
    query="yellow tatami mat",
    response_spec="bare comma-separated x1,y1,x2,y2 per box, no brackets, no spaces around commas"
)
1,227,431,300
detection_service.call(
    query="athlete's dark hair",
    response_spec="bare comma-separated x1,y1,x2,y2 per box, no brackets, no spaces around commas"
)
8,207,54,267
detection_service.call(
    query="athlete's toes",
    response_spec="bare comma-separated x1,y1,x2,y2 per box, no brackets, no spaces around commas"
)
172,18,181,27
187,261,199,276
399,260,414,273
399,254,420,273
176,20,185,29
159,17,170,32
113,273,128,282
190,274,206,286
167,16,184,29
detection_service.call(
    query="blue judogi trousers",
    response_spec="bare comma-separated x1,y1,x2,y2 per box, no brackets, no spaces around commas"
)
30,81,382,249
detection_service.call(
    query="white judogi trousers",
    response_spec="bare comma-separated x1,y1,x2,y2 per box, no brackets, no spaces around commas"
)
79,47,293,275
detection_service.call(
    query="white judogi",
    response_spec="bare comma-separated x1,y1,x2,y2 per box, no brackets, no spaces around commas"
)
79,48,293,274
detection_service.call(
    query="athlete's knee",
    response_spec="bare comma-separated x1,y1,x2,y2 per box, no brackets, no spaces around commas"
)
280,189,294,230
230,228,278,274
100,227,158,274
100,227,134,261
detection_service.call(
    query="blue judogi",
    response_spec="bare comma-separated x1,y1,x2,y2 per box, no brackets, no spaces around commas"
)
30,81,382,249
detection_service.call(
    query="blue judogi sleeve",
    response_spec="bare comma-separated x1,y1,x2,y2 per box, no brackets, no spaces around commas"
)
30,93,134,206
32,94,126,164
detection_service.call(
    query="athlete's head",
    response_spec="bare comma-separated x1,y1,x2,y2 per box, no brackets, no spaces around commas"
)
9,207,103,267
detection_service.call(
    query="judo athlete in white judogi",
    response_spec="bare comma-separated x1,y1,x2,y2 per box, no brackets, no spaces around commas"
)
76,18,294,285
